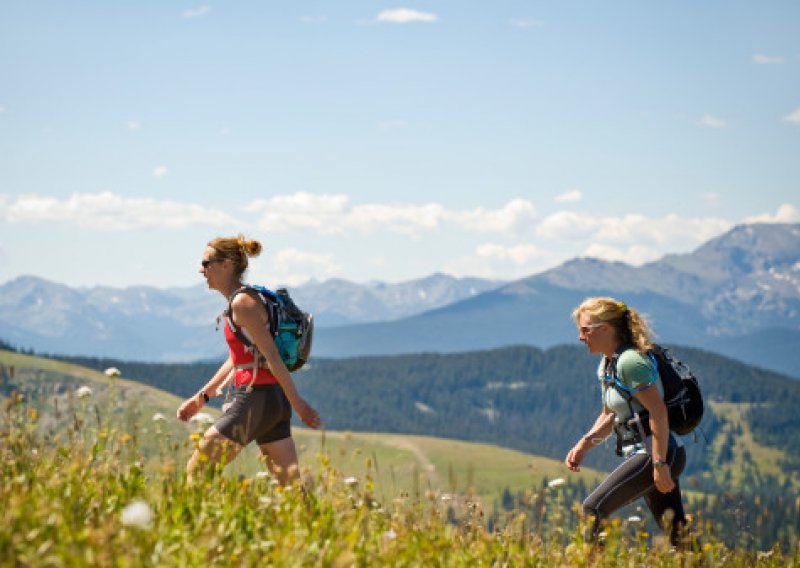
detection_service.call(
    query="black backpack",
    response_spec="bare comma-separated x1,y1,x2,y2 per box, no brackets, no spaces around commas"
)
612,344,704,437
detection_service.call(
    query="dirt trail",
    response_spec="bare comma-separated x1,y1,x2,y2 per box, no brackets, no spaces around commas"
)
381,436,442,489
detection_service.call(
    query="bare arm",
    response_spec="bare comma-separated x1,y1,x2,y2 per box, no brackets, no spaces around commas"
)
565,406,616,472
231,293,321,429
176,357,233,421
635,386,674,493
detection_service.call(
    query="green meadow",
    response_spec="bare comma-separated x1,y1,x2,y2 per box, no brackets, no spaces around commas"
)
1,349,798,566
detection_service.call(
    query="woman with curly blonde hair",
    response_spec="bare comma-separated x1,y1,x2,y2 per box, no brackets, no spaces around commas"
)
177,235,320,484
565,297,687,547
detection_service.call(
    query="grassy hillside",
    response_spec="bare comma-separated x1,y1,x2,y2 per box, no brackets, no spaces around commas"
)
36,343,800,495
3,352,799,564
0,349,603,504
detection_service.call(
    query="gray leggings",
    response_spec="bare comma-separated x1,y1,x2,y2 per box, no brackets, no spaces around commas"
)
583,445,686,544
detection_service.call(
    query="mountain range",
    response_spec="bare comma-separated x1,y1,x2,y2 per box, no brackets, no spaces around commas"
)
0,271,503,362
314,223,800,377
1,222,798,376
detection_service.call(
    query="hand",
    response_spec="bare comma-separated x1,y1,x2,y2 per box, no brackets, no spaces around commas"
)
294,398,321,429
653,464,675,493
565,440,589,472
177,396,200,422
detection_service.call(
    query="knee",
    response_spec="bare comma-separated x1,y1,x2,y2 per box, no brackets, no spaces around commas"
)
582,498,600,518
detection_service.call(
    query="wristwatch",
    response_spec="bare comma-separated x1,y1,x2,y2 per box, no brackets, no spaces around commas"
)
653,459,669,469
200,391,210,403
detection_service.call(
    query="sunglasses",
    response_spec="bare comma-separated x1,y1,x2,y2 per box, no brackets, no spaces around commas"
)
579,323,605,334
201,258,224,269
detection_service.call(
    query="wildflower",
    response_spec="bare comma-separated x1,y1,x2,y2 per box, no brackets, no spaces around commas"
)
121,500,153,529
190,412,214,425
383,529,397,540
547,478,565,488
441,494,453,503
343,476,359,487
76,386,92,399
119,433,132,443
254,471,270,480
104,367,121,378
152,413,166,423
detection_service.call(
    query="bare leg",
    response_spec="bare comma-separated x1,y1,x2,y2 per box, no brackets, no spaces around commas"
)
187,426,242,484
258,436,299,486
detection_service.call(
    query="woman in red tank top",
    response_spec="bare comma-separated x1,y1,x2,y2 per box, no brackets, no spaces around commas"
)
177,235,321,485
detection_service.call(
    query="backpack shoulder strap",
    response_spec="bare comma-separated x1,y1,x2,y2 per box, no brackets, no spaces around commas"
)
225,285,279,343
608,347,658,398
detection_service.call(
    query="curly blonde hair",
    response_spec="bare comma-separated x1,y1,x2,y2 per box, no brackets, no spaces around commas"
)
572,296,654,353
208,234,262,278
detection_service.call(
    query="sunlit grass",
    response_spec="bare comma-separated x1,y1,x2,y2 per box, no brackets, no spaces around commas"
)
2,376,798,566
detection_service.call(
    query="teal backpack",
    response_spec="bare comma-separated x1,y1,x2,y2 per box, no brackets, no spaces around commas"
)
224,285,314,372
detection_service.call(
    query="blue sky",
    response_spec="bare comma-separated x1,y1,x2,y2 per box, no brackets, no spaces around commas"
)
1,1,798,288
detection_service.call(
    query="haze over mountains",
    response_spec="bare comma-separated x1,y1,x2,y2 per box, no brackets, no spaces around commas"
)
1,223,798,376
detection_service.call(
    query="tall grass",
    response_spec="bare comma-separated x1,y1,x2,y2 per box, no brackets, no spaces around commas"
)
1,383,798,566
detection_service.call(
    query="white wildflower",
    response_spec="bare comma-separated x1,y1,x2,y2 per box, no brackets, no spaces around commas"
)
440,493,453,503
104,367,121,378
547,477,565,488
151,413,166,423
255,471,270,480
343,476,359,487
76,386,93,399
383,529,397,540
121,500,153,529
190,412,215,425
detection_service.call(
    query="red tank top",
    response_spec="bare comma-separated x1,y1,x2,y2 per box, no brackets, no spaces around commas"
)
224,318,278,387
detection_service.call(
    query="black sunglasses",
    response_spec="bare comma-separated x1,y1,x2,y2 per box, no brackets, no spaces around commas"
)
201,258,224,269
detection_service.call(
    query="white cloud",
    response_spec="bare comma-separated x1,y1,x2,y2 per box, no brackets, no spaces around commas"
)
744,204,800,224
183,5,211,19
452,198,537,233
347,202,446,236
247,193,536,237
127,120,141,131
701,115,727,128
536,211,601,241
153,165,168,178
752,54,785,64
0,192,238,230
536,210,732,249
245,192,350,234
554,190,582,204
268,248,342,286
782,108,800,124
377,9,438,24
509,18,544,29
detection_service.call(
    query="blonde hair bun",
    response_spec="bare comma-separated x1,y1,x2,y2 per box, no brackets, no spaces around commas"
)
237,234,262,258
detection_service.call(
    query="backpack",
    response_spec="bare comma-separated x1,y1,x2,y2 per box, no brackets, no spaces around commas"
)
611,344,704,437
224,285,314,372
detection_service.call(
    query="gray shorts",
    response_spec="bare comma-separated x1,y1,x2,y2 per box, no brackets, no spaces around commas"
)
214,383,292,446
